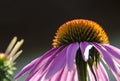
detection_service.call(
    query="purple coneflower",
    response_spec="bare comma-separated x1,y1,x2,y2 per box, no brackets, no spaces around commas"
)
15,19,120,81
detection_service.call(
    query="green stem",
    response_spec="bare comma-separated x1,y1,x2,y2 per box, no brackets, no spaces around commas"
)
76,49,88,81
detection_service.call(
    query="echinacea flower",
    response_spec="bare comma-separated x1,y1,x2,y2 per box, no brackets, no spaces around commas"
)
0,37,24,81
15,19,120,81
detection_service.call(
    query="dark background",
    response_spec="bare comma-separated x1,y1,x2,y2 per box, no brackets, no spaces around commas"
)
0,0,120,81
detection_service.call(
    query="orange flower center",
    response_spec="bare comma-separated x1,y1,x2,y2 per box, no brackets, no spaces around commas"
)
52,19,109,47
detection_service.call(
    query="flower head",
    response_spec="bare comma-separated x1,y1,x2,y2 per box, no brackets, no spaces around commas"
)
15,19,120,81
0,37,24,81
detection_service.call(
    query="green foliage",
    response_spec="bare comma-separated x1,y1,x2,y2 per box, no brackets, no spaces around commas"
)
0,60,16,81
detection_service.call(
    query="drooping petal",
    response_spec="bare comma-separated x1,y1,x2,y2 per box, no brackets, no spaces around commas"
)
66,70,75,81
95,65,105,81
73,65,78,81
100,45,120,76
59,66,68,81
42,46,65,71
25,67,46,81
74,66,79,81
25,58,53,81
80,42,93,61
45,46,68,79
15,46,64,80
66,42,79,70
108,60,120,81
50,65,76,81
102,44,120,64
66,65,76,81
92,43,120,76
49,66,69,81
98,62,109,81
92,65,108,81
88,66,95,81
50,69,63,81
15,57,39,79
25,46,64,81
31,46,64,73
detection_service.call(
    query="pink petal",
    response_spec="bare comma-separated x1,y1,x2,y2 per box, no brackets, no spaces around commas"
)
25,60,53,81
102,44,120,64
45,46,68,79
15,57,39,79
15,46,64,80
88,66,95,81
66,71,74,81
98,62,109,81
66,42,79,70
66,65,76,81
94,66,103,81
25,46,64,81
42,46,65,71
74,67,79,81
92,43,119,76
31,47,63,74
49,65,69,81
80,42,93,61
50,70,62,81
93,66,99,81
60,66,68,81
68,65,76,81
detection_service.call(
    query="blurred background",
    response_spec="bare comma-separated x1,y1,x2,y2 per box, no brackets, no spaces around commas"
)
0,0,120,81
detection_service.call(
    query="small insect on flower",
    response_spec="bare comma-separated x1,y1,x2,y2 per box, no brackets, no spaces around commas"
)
15,19,120,81
0,37,24,81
